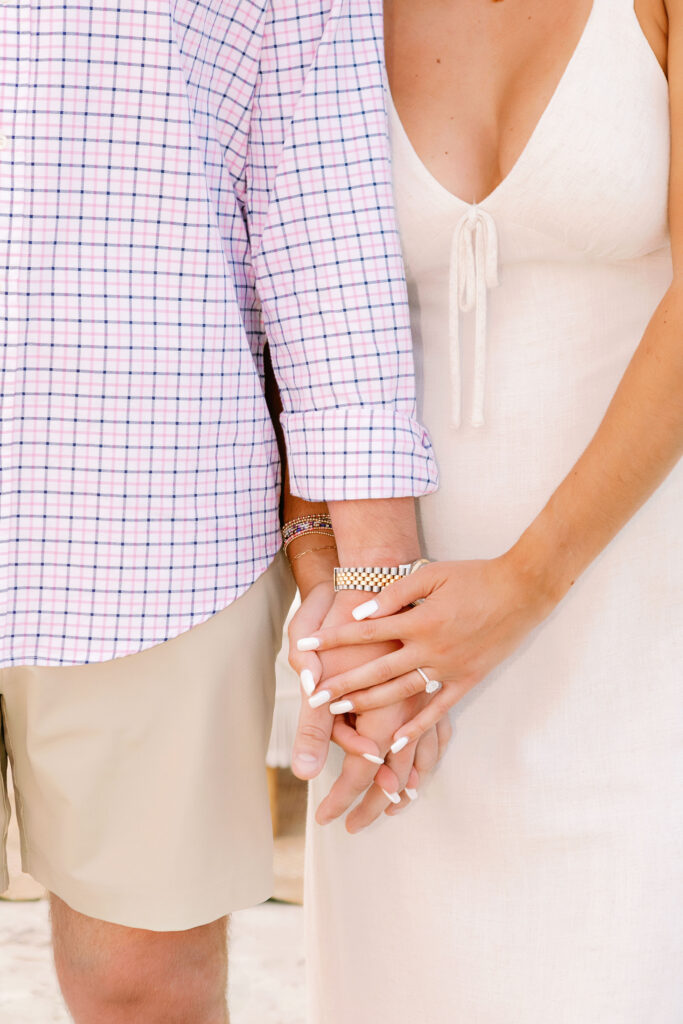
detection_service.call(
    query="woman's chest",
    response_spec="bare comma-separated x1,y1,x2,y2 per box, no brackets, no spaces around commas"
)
387,0,670,262
384,0,668,206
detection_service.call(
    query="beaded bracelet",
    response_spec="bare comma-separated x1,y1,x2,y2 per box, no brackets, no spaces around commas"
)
281,513,334,550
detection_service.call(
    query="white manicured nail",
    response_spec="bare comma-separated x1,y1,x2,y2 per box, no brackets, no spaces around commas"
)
297,636,320,651
426,679,442,694
382,789,401,805
329,699,354,715
308,689,331,709
405,788,419,801
352,599,379,621
300,669,316,696
362,753,384,766
390,736,409,754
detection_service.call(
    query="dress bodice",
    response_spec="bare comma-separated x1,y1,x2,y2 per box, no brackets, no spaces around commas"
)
388,0,670,429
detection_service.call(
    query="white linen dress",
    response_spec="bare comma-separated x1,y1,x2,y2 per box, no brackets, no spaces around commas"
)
306,1,683,1020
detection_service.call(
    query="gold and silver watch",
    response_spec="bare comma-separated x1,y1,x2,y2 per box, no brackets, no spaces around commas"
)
333,557,431,594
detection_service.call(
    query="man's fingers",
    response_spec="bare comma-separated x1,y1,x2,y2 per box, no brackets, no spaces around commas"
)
291,699,333,780
345,759,414,831
316,757,400,825
346,784,397,833
315,756,375,824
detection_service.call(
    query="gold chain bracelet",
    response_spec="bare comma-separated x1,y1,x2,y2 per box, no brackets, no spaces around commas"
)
289,544,338,563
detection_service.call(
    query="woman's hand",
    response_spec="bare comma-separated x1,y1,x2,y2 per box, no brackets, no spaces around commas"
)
324,710,453,832
296,553,556,749
288,583,401,779
288,580,336,702
288,581,453,825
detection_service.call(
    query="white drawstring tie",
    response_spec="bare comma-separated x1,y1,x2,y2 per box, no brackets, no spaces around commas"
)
448,205,500,428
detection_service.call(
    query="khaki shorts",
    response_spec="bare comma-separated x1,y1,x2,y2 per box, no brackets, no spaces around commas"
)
0,553,294,932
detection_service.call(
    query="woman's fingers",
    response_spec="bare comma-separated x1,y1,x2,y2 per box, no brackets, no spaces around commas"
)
287,585,333,695
345,749,416,830
297,608,419,654
385,766,421,816
315,757,400,825
387,722,448,816
385,734,418,794
331,717,384,766
319,710,454,831
389,686,460,749
350,564,438,620
413,725,439,778
294,651,321,698
435,714,454,762
306,648,416,707
328,668,441,715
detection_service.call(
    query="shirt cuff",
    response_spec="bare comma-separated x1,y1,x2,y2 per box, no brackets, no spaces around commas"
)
281,406,439,502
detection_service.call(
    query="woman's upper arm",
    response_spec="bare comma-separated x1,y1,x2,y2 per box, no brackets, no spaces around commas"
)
666,0,683,273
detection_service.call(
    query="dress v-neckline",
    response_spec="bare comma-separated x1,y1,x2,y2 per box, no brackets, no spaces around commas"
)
387,0,600,209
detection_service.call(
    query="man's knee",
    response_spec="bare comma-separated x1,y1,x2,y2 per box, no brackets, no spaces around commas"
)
50,895,228,1023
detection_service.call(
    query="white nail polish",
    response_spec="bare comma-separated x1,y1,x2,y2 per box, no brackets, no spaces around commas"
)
297,637,320,652
405,788,419,801
329,699,354,715
382,789,401,805
352,599,379,621
426,679,442,694
308,689,331,709
390,736,409,754
300,669,316,696
362,753,384,766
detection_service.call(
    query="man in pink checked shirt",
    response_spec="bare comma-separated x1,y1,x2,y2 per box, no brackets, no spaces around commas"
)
0,0,437,1019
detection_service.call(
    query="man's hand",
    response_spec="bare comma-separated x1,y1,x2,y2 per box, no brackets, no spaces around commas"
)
286,493,424,781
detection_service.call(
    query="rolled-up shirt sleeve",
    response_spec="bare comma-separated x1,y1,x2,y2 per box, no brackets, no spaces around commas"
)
249,0,438,501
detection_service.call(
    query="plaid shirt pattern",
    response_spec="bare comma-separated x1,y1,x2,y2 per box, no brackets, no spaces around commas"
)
0,0,437,666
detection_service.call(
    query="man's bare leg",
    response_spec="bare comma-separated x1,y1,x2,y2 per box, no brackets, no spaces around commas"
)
50,895,228,1024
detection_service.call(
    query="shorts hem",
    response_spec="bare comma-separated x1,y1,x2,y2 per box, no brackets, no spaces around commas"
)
24,855,275,932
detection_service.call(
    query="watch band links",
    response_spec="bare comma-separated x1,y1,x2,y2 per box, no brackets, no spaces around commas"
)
333,558,431,594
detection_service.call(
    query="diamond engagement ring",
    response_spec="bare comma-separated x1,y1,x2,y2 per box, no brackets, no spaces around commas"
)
417,667,442,695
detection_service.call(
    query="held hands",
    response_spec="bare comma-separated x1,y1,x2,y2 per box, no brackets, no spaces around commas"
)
289,584,452,832
296,553,556,756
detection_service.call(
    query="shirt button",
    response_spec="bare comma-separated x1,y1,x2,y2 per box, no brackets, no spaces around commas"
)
0,135,9,151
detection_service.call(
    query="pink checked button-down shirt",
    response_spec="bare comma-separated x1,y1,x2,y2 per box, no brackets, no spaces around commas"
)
0,0,438,666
